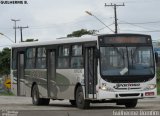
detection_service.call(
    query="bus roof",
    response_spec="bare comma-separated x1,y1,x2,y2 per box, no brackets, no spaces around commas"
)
11,35,98,48
11,33,151,48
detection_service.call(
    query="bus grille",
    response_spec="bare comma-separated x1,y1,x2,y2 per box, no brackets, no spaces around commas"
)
115,87,141,90
119,93,140,97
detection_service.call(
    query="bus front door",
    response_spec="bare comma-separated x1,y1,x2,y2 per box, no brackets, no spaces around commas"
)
17,52,25,96
47,49,57,98
85,47,97,99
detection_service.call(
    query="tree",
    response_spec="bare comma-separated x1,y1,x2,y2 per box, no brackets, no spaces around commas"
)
0,48,11,75
24,39,38,42
67,29,97,37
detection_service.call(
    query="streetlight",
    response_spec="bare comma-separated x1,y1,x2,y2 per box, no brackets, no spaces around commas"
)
11,19,20,43
85,11,114,33
0,33,14,43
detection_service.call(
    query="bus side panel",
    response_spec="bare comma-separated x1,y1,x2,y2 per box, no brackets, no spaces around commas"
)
25,79,32,97
25,69,48,98
56,69,84,99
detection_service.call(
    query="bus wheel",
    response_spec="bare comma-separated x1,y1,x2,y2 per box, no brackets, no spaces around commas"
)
69,100,76,106
76,86,90,109
32,84,41,105
125,99,137,108
41,98,50,105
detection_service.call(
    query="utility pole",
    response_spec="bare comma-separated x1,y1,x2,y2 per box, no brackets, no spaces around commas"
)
11,19,20,43
17,26,29,42
105,3,125,34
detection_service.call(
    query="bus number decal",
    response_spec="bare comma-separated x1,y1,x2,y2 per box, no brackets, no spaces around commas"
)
74,69,82,73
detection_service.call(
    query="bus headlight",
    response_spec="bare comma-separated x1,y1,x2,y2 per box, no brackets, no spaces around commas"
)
101,85,107,90
144,84,156,90
100,83,114,92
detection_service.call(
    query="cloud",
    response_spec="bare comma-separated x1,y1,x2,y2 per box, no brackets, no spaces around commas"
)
0,0,160,48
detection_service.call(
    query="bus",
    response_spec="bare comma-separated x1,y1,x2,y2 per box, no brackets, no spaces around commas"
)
11,33,157,109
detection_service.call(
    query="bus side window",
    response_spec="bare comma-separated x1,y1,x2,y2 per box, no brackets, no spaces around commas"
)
36,47,46,69
71,45,83,68
26,48,36,69
57,45,70,69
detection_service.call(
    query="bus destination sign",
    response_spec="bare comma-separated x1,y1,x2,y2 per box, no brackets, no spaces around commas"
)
99,36,151,44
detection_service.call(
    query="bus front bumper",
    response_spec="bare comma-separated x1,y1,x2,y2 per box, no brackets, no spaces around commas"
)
97,89,157,100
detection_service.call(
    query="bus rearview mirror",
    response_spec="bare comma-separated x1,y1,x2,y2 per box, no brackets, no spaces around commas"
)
95,49,100,58
155,52,158,63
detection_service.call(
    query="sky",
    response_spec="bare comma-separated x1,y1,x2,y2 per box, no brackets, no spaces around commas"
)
0,0,160,48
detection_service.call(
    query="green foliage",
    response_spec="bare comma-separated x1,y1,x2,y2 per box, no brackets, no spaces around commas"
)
67,29,97,37
0,48,10,75
157,67,160,82
156,67,160,95
0,91,14,96
157,81,160,95
24,39,38,42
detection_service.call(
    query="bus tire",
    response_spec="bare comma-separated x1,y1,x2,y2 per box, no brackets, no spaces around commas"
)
69,100,76,106
125,99,137,108
32,84,43,105
41,98,50,105
76,86,90,109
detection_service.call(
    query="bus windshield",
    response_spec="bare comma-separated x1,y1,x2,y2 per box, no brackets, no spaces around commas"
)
100,46,154,76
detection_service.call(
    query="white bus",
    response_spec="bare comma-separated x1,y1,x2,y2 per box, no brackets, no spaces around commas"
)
11,34,157,109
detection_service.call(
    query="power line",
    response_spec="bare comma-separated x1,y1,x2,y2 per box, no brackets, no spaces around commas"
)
0,28,12,30
118,19,157,31
121,0,160,4
1,19,160,30
120,29,160,33
97,23,115,31
118,19,160,33
119,21,160,24
17,19,160,29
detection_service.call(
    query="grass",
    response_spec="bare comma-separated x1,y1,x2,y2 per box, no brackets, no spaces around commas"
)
157,67,160,95
0,89,14,96
0,92,14,96
157,81,160,95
